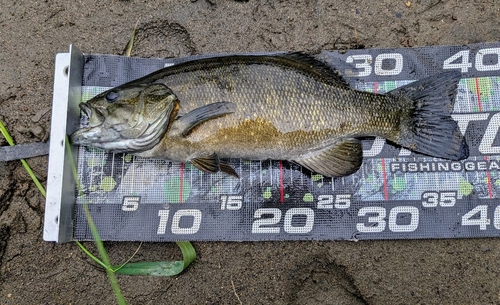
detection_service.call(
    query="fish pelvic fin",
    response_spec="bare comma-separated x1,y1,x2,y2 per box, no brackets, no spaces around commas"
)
191,153,221,174
191,153,239,178
220,161,239,178
293,138,363,177
389,71,469,160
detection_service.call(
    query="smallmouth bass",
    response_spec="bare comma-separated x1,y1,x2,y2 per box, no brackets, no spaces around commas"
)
70,53,468,177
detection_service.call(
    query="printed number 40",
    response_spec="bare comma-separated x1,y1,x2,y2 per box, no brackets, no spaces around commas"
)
461,205,500,230
443,48,500,73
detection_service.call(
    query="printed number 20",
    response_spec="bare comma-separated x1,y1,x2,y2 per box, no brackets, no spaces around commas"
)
251,208,314,234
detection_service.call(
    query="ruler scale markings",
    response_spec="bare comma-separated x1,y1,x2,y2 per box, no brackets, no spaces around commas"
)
131,155,136,195
279,160,284,203
259,161,262,185
465,79,473,113
119,154,125,195
381,158,389,201
300,165,303,186
475,78,494,198
88,150,97,195
432,163,437,197
71,42,500,241
270,161,273,187
190,161,194,200
110,153,115,178
139,160,145,197
475,77,483,112
485,156,494,198
199,162,203,190
474,156,480,196
179,162,184,203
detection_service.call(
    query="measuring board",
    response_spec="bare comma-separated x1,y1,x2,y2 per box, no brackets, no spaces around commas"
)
44,43,500,242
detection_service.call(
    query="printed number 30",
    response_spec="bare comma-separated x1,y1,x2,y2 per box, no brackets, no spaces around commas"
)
345,53,404,77
356,206,419,233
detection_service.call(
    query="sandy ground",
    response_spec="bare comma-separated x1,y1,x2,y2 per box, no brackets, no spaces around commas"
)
1,1,500,304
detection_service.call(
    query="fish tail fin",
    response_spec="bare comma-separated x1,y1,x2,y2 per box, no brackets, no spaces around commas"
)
389,70,469,160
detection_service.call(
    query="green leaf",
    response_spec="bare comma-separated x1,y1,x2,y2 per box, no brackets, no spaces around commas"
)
115,241,196,276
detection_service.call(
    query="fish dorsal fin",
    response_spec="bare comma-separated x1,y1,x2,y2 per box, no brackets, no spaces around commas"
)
293,138,363,177
191,153,221,174
277,52,350,87
171,102,235,137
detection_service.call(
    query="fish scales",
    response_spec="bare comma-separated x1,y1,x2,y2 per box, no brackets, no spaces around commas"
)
70,53,468,177
147,61,404,159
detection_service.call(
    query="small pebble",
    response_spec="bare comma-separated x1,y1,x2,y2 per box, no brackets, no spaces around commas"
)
30,125,43,137
15,125,30,133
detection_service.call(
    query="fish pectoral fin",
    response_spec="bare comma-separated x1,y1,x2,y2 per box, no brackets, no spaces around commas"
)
191,153,221,174
173,102,235,137
293,138,363,177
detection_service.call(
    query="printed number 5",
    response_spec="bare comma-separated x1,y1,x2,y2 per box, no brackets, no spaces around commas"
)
122,196,140,211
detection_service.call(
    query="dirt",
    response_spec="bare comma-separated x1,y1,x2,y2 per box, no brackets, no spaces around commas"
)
1,0,500,304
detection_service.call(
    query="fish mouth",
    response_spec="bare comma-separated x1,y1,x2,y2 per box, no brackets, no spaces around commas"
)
79,102,92,120
70,102,111,146
79,102,106,128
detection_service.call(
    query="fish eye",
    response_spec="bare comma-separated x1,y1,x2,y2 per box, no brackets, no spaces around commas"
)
105,91,119,102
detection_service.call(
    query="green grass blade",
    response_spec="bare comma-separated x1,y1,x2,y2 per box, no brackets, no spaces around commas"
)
0,120,15,145
75,241,110,270
124,18,140,57
65,138,127,305
1,121,124,302
176,241,197,267
114,241,196,276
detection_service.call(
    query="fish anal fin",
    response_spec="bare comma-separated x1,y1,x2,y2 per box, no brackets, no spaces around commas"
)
172,102,235,137
293,138,363,177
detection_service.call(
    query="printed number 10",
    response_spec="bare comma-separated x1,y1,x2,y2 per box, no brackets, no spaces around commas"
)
157,209,202,235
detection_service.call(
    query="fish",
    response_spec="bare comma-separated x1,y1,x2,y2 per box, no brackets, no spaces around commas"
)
70,53,469,177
